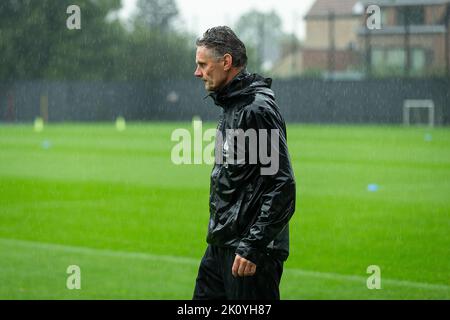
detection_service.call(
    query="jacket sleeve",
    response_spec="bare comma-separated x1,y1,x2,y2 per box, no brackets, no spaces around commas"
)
235,102,296,264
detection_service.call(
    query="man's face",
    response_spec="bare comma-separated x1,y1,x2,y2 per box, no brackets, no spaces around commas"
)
194,46,227,92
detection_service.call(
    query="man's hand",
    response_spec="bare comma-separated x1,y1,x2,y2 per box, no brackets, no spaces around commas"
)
232,254,257,277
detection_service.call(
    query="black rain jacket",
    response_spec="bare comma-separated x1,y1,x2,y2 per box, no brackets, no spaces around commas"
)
206,69,296,265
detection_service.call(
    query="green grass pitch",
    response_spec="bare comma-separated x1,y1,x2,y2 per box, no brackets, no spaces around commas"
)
0,122,449,299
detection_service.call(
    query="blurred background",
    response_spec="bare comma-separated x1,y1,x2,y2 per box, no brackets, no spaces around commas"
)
1,0,449,123
0,0,449,299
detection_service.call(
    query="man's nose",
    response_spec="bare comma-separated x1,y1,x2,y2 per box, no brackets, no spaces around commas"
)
194,67,202,78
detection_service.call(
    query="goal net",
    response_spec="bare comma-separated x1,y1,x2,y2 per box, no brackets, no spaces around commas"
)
403,99,435,127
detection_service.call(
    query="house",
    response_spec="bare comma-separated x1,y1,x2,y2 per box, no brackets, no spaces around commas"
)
302,0,361,74
358,0,450,76
270,51,304,78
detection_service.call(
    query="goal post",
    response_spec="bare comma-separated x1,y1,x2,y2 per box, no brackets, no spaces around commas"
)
403,99,435,127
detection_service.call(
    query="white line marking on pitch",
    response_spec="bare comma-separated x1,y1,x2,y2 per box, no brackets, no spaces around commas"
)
0,238,448,291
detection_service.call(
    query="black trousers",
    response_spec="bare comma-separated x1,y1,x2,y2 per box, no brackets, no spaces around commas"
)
193,245,284,300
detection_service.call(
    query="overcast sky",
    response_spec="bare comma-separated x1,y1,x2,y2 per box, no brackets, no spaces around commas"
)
120,0,316,40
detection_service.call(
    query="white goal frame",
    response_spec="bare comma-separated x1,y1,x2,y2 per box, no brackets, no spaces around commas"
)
403,99,435,127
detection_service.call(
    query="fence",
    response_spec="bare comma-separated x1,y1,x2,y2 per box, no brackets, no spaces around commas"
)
1,78,449,124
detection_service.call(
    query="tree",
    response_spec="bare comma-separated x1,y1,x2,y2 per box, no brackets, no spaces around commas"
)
0,0,124,80
134,0,178,32
279,33,302,60
235,10,283,72
0,0,195,81
125,0,194,80
45,0,126,80
121,25,195,80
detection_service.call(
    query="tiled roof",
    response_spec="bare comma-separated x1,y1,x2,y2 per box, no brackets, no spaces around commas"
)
305,0,360,17
359,0,450,6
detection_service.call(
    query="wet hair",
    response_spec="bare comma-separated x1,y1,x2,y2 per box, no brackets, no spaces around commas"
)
196,26,247,68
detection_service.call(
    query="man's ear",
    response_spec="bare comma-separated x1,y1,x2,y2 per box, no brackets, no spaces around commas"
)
223,53,233,71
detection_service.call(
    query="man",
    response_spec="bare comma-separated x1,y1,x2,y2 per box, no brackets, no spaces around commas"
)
193,26,296,300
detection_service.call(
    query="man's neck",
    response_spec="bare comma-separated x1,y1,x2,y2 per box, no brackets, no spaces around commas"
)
220,67,244,90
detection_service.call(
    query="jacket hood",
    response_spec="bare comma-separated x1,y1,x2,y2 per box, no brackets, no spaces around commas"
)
208,69,274,108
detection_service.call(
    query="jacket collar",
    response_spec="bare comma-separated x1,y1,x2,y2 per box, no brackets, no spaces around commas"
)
207,69,253,108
